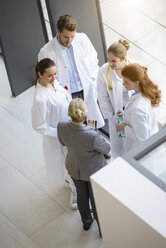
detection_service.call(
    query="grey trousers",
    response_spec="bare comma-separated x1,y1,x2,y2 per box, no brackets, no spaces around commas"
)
71,90,84,100
72,178,100,229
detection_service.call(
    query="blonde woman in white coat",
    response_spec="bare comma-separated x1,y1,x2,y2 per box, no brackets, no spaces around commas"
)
31,58,77,209
38,14,104,129
116,63,161,153
97,40,141,158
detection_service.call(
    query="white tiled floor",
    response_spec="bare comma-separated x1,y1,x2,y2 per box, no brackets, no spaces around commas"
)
0,0,166,247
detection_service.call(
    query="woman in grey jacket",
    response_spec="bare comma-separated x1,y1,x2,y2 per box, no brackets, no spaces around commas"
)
57,98,110,235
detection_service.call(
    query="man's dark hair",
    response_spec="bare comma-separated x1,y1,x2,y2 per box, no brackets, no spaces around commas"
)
57,15,78,32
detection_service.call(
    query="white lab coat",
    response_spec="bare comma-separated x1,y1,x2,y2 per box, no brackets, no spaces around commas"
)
124,93,158,153
31,80,71,185
97,58,141,158
38,33,104,128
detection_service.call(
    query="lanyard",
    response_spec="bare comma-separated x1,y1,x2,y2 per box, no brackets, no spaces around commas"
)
107,59,131,91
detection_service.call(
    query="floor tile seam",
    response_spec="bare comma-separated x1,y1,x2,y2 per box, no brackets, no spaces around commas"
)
103,24,160,64
117,24,166,66
103,22,131,41
65,208,82,225
0,153,45,182
0,102,44,140
102,0,163,24
135,47,166,66
28,178,67,212
20,170,67,212
104,19,160,45
28,210,67,239
0,104,34,130
28,167,46,179
131,43,166,66
0,162,65,213
0,217,43,248
134,25,161,43
137,8,166,29
104,22,157,50
122,0,166,25
3,210,66,239
32,209,65,235
147,60,156,67
29,168,72,209
0,92,32,106
0,154,12,169
0,168,67,240
126,0,166,28
150,58,166,67
0,210,9,225
0,213,30,236
0,158,25,178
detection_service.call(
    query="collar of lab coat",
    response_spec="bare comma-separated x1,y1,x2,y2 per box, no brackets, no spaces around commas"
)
37,79,59,89
125,92,141,110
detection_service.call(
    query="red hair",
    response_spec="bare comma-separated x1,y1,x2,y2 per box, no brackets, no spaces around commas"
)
121,63,161,106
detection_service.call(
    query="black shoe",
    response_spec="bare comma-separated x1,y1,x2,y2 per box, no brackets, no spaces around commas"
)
104,153,111,159
83,219,94,231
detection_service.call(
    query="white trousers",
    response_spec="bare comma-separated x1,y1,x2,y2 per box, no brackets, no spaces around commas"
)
43,135,76,192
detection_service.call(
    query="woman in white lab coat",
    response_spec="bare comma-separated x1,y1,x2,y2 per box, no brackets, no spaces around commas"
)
116,63,161,153
38,32,104,129
31,58,77,209
97,40,141,158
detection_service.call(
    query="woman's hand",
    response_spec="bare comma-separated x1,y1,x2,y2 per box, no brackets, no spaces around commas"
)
87,119,96,129
116,123,127,131
116,110,123,116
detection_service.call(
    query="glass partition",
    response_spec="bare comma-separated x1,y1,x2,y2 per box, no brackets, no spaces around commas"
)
138,141,166,184
122,126,166,192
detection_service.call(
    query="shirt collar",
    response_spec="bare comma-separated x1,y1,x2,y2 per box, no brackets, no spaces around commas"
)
132,91,140,96
56,35,72,50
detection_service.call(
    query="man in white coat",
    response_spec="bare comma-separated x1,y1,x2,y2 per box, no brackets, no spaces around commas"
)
38,14,104,129
38,14,105,209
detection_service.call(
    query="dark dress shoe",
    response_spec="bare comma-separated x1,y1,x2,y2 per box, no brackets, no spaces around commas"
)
83,219,94,230
104,153,111,159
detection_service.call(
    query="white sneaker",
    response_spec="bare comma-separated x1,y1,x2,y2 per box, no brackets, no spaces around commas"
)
70,190,78,210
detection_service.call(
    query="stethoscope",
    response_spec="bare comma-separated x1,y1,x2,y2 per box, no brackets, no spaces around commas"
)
106,59,131,91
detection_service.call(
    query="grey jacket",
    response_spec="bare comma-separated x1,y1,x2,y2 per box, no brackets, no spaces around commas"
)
57,122,111,181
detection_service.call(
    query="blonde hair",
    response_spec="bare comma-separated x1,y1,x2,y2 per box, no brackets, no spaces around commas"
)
121,63,161,106
107,39,130,59
68,98,88,123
